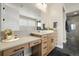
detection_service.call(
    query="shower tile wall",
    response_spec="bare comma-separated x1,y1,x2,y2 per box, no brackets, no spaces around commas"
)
62,15,79,56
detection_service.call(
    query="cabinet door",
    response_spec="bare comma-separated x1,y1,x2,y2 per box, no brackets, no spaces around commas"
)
47,37,52,53
51,32,57,46
1,4,19,31
0,51,2,56
3,43,28,56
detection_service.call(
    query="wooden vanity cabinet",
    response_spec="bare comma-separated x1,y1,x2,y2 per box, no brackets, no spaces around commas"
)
50,32,58,51
31,32,58,56
2,43,28,56
29,39,41,56
50,32,57,46
30,35,48,56
29,39,41,48
47,35,53,54
41,35,48,56
0,51,2,56
31,44,41,56
41,33,57,56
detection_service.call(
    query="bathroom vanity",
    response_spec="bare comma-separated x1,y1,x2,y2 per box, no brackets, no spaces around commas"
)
31,30,57,56
0,36,41,56
0,30,57,56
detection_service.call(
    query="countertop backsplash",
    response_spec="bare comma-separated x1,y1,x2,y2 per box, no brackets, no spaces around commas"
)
14,26,37,37
0,26,36,42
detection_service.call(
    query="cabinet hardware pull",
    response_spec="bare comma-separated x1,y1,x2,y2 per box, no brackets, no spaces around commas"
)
13,47,24,52
43,46,47,49
33,42,39,44
43,41,47,43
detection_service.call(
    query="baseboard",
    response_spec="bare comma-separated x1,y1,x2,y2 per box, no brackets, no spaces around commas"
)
56,45,63,49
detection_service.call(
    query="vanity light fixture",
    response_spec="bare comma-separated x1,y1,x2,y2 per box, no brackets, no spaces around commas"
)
35,3,47,12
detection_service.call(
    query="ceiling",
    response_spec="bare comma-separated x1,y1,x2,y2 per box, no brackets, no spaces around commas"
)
64,3,79,13
10,3,79,14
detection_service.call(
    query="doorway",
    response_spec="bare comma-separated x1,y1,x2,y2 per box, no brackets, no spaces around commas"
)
63,13,79,56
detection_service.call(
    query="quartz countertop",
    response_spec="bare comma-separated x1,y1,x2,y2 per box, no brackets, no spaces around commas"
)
31,30,54,36
0,36,41,51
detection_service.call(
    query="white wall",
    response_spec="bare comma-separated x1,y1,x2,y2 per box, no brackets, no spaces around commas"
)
42,3,66,48
0,3,1,41
1,4,19,31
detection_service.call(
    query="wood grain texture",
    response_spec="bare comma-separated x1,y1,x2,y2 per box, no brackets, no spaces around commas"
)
3,43,28,56
29,39,41,47
31,32,58,56
0,51,2,56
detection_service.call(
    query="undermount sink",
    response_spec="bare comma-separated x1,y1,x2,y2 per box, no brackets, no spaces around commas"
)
2,38,20,42
37,30,54,33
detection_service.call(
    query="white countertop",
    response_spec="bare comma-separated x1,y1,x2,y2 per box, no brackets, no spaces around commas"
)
31,30,54,36
0,36,41,51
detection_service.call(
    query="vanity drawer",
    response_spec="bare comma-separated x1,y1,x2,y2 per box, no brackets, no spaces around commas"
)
42,45,48,56
3,44,28,56
42,42,47,47
42,35,47,38
41,42,48,56
41,35,47,43
42,38,47,43
30,39,41,47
